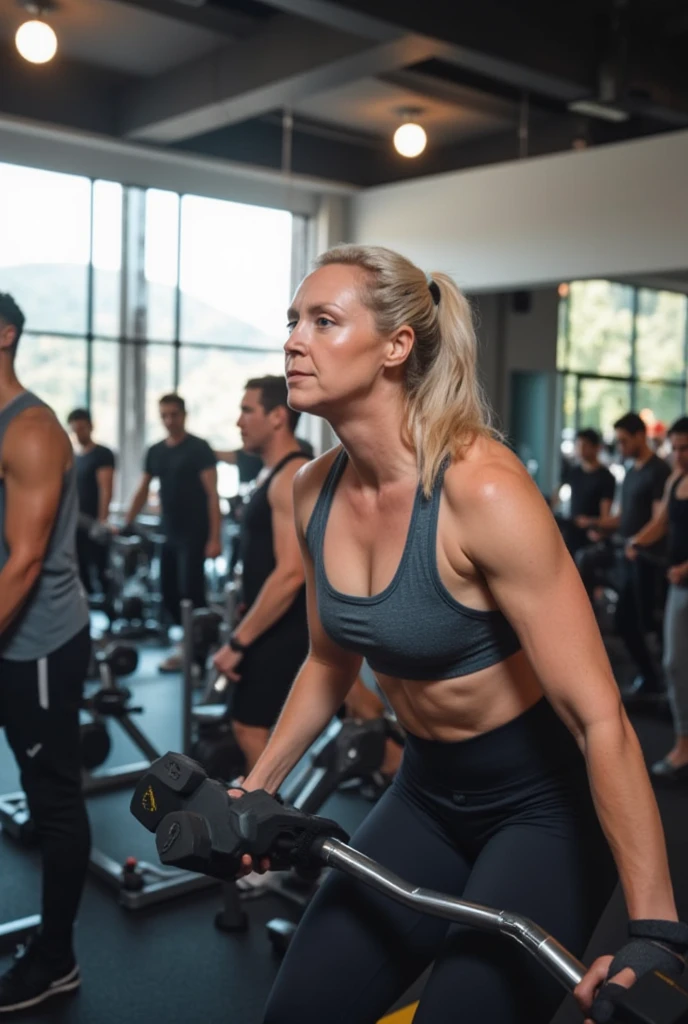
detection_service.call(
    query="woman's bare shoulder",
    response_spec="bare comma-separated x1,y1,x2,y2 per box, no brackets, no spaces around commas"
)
294,444,342,493
293,444,343,533
444,437,561,565
445,436,532,502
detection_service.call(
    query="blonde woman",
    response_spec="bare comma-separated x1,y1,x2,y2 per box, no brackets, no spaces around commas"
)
239,247,685,1024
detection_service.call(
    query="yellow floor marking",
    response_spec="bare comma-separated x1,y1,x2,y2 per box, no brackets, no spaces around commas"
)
378,1002,418,1023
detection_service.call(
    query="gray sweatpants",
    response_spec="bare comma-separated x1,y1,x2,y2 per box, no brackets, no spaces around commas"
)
663,584,688,736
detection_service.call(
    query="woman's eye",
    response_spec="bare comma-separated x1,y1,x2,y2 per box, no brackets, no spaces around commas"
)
316,317,333,328
286,321,297,332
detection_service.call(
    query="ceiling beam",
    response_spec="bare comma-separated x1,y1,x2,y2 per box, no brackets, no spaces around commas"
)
378,69,517,124
261,0,688,125
258,0,594,101
120,14,443,142
108,0,261,37
173,108,643,190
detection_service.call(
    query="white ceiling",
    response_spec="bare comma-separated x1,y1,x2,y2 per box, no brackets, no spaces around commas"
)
293,76,514,146
0,0,224,77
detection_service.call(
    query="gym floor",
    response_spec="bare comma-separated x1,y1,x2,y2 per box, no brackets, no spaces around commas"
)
1,646,687,1024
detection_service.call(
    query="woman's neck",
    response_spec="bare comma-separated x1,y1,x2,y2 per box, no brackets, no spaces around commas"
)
329,392,417,491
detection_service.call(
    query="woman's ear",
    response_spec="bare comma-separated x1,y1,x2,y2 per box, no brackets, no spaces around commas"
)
383,325,415,370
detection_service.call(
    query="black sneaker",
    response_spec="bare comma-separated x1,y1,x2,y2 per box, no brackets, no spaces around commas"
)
621,675,665,704
651,758,688,786
0,941,80,1014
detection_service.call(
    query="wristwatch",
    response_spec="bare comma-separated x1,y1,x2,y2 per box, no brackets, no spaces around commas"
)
229,634,250,654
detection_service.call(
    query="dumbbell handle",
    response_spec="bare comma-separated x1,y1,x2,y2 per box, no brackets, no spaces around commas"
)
316,838,585,993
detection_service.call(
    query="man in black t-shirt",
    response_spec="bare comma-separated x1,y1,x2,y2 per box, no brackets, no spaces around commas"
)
558,428,616,559
124,394,221,672
67,408,115,600
589,412,671,697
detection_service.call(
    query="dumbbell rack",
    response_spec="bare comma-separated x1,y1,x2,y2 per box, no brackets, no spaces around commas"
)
107,521,168,642
88,630,224,910
87,597,240,911
90,600,238,910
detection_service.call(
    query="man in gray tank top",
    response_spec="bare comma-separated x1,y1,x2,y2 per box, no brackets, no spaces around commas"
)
0,294,91,1014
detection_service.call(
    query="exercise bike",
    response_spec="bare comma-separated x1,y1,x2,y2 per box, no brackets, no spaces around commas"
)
131,755,688,1024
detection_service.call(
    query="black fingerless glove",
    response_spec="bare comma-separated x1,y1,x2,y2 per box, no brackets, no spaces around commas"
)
590,920,688,1024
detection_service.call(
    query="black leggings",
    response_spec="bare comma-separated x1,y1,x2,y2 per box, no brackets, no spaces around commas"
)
264,700,617,1024
160,538,207,625
614,558,661,685
0,627,92,959
75,527,109,598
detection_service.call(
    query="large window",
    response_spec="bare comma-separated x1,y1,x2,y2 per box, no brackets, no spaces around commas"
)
91,340,120,449
566,280,634,377
636,289,687,383
0,164,91,336
0,163,123,434
15,335,88,424
576,377,632,437
179,196,292,348
92,180,124,339
145,189,180,343
179,346,285,449
145,345,177,445
558,280,688,447
179,346,285,498
1,160,305,500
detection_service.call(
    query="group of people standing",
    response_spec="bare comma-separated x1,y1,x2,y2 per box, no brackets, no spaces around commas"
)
556,411,688,782
68,380,313,768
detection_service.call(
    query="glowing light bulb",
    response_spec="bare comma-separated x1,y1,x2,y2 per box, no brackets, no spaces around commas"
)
393,122,427,158
16,19,57,64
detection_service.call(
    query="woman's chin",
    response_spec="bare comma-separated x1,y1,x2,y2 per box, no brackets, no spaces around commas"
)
287,388,319,414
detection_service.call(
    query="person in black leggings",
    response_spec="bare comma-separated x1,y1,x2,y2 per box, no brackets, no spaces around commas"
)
0,293,91,1013
267,702,615,1024
626,417,688,782
232,249,684,1024
585,412,670,699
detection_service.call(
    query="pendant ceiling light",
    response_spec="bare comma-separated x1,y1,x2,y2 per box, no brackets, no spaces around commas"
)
16,2,58,64
393,108,427,158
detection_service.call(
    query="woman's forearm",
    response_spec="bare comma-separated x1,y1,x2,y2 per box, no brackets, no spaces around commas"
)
583,713,677,920
244,655,360,796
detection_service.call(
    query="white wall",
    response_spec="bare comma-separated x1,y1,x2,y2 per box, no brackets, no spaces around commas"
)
352,129,688,291
471,287,559,427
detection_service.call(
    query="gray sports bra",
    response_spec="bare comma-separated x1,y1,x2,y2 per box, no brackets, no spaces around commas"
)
305,450,522,681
